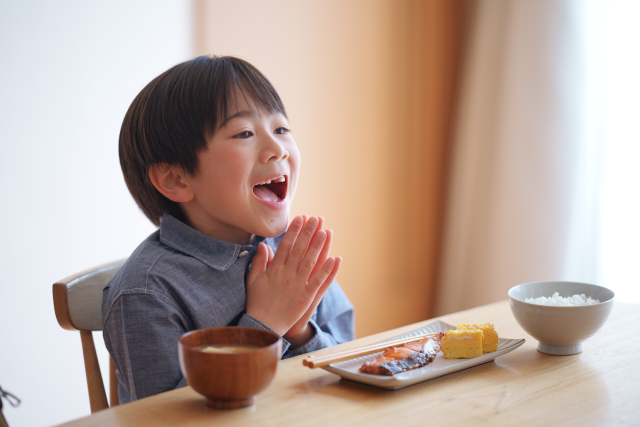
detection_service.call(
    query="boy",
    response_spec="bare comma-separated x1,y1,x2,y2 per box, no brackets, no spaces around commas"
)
102,55,355,403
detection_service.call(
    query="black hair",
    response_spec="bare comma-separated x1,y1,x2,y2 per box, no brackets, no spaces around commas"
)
119,55,287,226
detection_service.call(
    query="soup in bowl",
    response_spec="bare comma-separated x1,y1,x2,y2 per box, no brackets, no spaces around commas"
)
178,326,282,409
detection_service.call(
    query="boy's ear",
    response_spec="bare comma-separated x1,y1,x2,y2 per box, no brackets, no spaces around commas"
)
148,163,195,203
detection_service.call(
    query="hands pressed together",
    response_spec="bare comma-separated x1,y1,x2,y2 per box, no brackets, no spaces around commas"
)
245,216,342,349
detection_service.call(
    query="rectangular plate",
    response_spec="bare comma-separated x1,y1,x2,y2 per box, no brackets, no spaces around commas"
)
322,320,525,390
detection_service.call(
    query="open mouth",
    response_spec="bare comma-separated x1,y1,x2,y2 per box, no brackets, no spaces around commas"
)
253,175,287,203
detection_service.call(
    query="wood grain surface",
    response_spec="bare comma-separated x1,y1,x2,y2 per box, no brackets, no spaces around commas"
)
54,301,640,427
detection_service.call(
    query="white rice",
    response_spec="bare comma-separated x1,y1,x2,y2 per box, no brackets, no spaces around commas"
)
525,292,600,306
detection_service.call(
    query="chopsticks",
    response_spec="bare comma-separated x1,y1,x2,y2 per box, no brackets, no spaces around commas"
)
302,333,440,369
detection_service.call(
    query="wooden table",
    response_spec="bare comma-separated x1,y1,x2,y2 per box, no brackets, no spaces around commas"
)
55,301,640,427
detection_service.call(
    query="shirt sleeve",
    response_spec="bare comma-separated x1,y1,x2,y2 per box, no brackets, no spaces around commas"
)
282,280,355,358
102,290,192,403
237,314,292,355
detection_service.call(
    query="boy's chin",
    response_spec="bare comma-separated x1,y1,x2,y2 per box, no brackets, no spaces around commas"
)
256,218,289,238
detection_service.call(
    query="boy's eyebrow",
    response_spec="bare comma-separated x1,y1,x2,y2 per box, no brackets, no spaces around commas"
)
218,109,257,129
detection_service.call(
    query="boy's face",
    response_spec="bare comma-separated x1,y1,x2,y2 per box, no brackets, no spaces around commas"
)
183,97,300,244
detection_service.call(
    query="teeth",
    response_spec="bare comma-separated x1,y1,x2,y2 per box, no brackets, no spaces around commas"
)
256,176,285,186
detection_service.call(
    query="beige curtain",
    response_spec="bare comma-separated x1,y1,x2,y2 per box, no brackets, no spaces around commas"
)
435,0,598,315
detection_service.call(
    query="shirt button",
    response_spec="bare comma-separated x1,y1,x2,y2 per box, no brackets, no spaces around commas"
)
238,250,249,258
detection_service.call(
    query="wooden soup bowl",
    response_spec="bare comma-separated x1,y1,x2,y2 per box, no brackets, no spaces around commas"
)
178,327,282,409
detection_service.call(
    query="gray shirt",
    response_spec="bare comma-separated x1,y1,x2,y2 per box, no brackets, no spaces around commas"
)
102,214,355,403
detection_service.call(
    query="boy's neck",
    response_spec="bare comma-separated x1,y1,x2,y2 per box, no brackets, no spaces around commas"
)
181,210,256,245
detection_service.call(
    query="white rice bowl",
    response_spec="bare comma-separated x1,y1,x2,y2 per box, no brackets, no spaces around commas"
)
508,281,614,355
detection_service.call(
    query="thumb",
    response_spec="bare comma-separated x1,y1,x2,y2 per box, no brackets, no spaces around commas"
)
246,242,269,288
267,244,274,267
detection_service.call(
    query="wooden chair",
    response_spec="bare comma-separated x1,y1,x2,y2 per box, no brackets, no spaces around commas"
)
52,259,126,413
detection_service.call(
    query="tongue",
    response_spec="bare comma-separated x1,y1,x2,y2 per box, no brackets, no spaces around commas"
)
253,185,279,202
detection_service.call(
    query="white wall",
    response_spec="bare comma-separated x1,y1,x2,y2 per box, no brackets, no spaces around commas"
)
0,2,193,426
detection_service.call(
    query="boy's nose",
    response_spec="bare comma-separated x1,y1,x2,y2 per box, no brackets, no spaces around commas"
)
260,136,289,163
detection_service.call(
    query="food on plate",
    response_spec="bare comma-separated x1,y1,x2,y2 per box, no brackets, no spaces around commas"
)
442,328,483,359
457,323,498,353
359,333,444,376
525,292,600,306
442,323,499,358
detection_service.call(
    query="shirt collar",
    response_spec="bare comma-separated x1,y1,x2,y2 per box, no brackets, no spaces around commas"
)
158,214,260,271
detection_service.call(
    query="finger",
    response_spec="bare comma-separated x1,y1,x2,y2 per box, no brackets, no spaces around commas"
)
299,215,308,236
294,227,325,278
309,256,341,314
298,229,327,278
305,256,338,302
322,256,342,291
309,256,340,296
303,217,325,261
292,257,338,328
287,216,320,269
310,229,332,278
246,242,269,287
272,216,304,265
299,215,312,259
266,244,274,267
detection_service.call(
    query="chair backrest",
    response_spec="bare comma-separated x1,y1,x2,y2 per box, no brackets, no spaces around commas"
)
52,259,126,413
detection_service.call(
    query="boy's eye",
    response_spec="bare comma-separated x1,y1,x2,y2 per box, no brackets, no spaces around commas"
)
234,130,253,139
274,127,290,135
